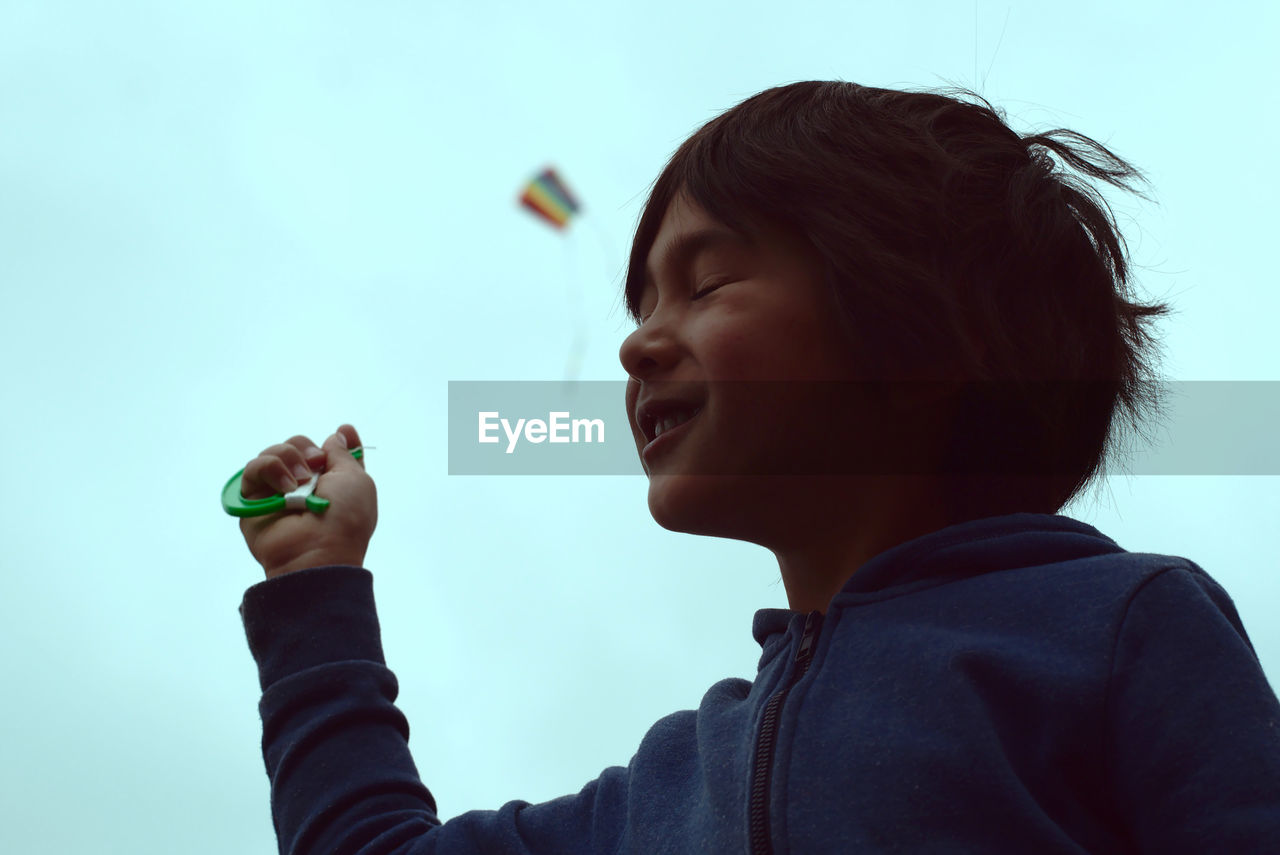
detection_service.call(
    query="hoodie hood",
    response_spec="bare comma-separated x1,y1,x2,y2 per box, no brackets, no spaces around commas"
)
752,512,1123,650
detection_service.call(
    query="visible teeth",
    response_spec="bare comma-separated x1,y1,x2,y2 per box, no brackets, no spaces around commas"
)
654,408,698,439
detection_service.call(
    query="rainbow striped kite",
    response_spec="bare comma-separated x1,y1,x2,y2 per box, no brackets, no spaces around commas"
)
519,166,581,231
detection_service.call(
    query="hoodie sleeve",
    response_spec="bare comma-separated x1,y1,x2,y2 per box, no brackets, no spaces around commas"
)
239,565,624,855
1106,565,1280,853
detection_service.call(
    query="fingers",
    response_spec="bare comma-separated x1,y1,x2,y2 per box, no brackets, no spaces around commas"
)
242,436,322,498
293,435,329,472
240,427,364,499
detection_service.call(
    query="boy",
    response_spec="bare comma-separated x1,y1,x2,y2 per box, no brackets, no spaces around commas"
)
235,82,1280,853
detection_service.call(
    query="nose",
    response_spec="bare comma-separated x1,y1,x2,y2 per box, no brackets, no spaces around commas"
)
618,317,679,382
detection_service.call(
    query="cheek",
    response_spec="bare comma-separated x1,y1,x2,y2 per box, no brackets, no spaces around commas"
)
788,311,861,381
709,298,848,382
695,313,778,380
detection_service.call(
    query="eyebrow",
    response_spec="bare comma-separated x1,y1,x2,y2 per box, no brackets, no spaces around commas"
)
641,226,754,293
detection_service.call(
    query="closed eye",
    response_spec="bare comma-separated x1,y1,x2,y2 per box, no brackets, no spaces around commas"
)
636,280,733,325
692,280,731,300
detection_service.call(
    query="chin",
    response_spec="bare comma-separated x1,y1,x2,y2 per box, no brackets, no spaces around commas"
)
646,473,722,535
646,472,766,541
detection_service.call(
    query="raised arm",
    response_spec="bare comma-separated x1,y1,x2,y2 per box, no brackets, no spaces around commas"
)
232,427,626,854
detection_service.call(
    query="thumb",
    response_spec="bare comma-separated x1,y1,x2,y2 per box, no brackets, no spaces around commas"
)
321,428,359,471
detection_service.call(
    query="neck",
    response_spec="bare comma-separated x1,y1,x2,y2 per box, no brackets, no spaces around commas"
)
770,475,956,614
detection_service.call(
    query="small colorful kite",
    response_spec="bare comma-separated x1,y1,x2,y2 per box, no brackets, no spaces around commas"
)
519,166,581,231
518,164,621,382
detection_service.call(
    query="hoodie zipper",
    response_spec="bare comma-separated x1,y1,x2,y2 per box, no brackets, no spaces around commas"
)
748,610,824,855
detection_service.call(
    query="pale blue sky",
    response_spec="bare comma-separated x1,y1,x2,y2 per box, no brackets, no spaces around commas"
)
2,1,1277,851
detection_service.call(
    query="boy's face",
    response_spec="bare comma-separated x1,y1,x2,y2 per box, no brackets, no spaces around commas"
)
620,192,942,545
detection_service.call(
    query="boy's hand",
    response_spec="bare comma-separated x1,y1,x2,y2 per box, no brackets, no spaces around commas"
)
238,424,378,579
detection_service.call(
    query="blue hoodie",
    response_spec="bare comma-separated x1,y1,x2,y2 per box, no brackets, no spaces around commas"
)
240,513,1280,854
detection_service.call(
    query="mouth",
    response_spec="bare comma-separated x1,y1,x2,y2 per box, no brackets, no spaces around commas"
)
641,405,703,463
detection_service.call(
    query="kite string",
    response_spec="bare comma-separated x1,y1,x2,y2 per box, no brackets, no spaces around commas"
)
973,1,1012,94
588,214,625,289
560,211,626,383
562,224,586,382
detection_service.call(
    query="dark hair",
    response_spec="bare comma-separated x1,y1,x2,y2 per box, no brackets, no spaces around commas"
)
622,80,1173,521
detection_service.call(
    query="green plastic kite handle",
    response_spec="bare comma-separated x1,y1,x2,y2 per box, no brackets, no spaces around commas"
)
221,447,365,518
